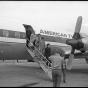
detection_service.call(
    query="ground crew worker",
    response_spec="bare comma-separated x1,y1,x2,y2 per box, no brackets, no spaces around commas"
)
40,37,45,55
45,43,51,66
61,58,66,83
49,48,65,87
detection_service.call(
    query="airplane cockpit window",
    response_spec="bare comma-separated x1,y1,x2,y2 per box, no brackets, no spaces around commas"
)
15,32,20,38
3,30,9,37
80,33,88,38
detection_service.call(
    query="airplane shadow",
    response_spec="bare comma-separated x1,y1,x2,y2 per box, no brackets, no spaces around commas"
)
66,68,88,74
19,82,39,87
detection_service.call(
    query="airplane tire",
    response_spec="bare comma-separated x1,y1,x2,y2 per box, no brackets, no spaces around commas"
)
85,57,88,64
27,60,34,62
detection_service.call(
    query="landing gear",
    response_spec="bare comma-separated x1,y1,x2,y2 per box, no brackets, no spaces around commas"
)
85,57,88,64
27,60,34,62
17,60,19,63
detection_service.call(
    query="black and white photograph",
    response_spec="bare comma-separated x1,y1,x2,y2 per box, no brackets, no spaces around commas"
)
0,1,88,87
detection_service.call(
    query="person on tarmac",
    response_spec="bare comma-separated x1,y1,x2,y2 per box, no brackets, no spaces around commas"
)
49,48,65,87
61,57,66,83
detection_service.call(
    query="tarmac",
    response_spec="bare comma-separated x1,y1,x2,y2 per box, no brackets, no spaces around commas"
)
0,59,88,87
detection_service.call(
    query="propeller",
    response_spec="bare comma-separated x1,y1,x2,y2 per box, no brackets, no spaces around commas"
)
66,16,82,70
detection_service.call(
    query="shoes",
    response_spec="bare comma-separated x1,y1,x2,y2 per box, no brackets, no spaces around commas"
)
63,81,66,83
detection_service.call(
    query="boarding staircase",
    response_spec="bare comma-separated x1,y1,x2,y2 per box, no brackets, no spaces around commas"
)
26,39,52,79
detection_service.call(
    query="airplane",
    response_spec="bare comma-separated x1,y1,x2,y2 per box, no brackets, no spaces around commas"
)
0,16,88,67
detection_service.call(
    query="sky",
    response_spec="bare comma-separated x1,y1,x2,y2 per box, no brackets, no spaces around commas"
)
0,1,88,34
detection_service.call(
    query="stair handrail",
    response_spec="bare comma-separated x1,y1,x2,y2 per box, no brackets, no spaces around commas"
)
27,38,51,65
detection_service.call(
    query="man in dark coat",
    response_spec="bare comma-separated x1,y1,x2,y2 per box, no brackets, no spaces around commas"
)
45,43,51,66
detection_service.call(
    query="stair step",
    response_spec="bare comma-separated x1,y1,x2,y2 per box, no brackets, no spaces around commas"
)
26,46,52,80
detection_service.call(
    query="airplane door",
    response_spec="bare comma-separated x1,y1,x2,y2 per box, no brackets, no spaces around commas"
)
23,24,36,62
23,24,35,45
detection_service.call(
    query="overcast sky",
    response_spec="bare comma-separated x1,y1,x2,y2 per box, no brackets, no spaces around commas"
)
0,1,88,34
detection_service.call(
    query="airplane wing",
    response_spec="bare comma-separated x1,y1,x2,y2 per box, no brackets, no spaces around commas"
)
64,49,88,59
57,45,87,59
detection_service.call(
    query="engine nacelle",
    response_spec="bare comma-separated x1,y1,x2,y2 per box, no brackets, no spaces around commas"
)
82,37,88,51
81,50,85,53
66,39,84,50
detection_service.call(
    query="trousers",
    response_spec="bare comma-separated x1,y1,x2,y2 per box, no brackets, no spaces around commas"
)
52,69,62,87
62,68,66,82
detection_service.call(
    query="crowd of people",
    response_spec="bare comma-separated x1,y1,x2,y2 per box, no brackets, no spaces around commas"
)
26,29,67,87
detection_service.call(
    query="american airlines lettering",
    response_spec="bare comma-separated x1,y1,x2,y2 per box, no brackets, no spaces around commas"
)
40,29,72,39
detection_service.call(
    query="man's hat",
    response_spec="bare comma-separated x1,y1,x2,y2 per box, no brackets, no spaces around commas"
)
56,47,65,57
47,43,50,46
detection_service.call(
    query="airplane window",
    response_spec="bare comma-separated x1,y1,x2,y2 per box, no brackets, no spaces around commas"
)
15,32,20,38
23,34,26,38
3,30,9,37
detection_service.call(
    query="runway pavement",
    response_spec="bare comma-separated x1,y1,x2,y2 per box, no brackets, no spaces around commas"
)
0,59,88,87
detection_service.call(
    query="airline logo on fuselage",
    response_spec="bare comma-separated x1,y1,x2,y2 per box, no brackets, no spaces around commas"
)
40,29,73,39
